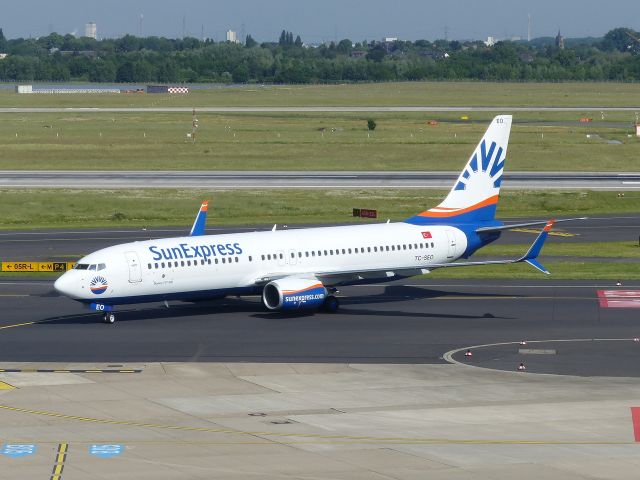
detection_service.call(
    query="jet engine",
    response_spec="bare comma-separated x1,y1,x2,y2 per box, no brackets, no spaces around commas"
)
262,277,327,311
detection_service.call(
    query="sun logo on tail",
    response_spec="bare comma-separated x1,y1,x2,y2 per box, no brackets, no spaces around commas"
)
454,140,505,192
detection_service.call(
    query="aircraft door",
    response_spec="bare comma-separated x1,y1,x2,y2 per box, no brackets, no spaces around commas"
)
445,229,457,259
124,251,143,283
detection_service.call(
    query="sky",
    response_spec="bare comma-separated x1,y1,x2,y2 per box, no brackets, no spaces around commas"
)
2,0,639,43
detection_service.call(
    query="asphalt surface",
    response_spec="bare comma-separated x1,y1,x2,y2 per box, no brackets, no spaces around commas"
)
0,215,637,262
1,278,639,377
3,170,640,189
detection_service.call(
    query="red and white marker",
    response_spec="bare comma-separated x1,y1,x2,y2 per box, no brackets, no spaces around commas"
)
517,363,526,372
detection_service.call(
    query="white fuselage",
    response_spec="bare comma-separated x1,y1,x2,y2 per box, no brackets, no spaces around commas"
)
54,222,467,305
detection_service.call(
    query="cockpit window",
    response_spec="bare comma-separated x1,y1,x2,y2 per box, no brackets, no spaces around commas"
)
74,263,89,270
88,264,97,271
97,263,106,271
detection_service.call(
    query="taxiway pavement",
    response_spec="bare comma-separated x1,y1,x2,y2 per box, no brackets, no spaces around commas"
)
2,170,640,189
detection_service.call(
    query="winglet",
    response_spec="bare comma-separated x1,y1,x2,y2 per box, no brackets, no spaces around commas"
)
189,201,209,236
519,219,555,274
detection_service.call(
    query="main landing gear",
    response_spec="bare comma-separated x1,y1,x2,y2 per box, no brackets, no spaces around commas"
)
103,312,116,324
321,295,340,313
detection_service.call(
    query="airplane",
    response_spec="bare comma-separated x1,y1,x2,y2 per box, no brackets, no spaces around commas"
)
54,115,560,324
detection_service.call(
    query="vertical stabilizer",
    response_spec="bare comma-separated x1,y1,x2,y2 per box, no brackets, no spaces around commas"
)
406,115,512,225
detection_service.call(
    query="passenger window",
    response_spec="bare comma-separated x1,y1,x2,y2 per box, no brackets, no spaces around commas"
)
279,253,283,259
403,245,407,250
312,251,316,257
431,242,434,248
267,254,271,260
391,246,395,251
161,262,165,268
215,258,219,264
408,245,412,250
324,250,328,256
147,263,151,269
187,261,191,266
298,252,302,258
291,252,295,258
248,256,252,262
235,257,239,263
374,247,377,252
386,246,389,251
354,248,358,253
208,259,212,264
261,255,265,261
305,252,309,257
317,251,322,257
154,263,158,269
342,249,346,254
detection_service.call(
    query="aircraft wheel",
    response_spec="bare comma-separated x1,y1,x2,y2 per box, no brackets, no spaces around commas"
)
322,295,339,313
103,313,115,324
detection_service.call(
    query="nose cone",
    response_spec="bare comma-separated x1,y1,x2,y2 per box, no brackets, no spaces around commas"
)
54,273,77,299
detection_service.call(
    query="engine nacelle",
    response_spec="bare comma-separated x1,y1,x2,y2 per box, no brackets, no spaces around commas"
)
262,278,327,311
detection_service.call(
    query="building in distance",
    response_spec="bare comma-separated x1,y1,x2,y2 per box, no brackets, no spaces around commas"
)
226,30,240,43
85,22,97,39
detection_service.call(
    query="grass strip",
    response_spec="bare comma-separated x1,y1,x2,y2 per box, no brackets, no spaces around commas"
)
0,188,638,229
1,111,638,171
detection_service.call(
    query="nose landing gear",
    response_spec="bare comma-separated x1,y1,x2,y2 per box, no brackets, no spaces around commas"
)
103,313,116,324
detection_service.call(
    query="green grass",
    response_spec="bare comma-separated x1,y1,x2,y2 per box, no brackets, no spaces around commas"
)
2,82,640,107
0,188,638,230
0,111,638,171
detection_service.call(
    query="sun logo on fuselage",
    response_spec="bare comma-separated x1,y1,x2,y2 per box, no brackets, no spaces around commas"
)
454,140,505,192
90,276,108,295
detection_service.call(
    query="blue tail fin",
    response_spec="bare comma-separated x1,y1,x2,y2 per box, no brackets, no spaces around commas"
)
406,115,512,225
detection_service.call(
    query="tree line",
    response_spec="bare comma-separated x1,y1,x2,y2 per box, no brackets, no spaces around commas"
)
0,27,638,83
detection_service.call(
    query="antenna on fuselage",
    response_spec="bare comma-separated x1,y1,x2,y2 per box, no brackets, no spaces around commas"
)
272,224,277,231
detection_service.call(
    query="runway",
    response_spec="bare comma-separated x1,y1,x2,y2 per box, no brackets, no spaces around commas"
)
2,170,640,189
